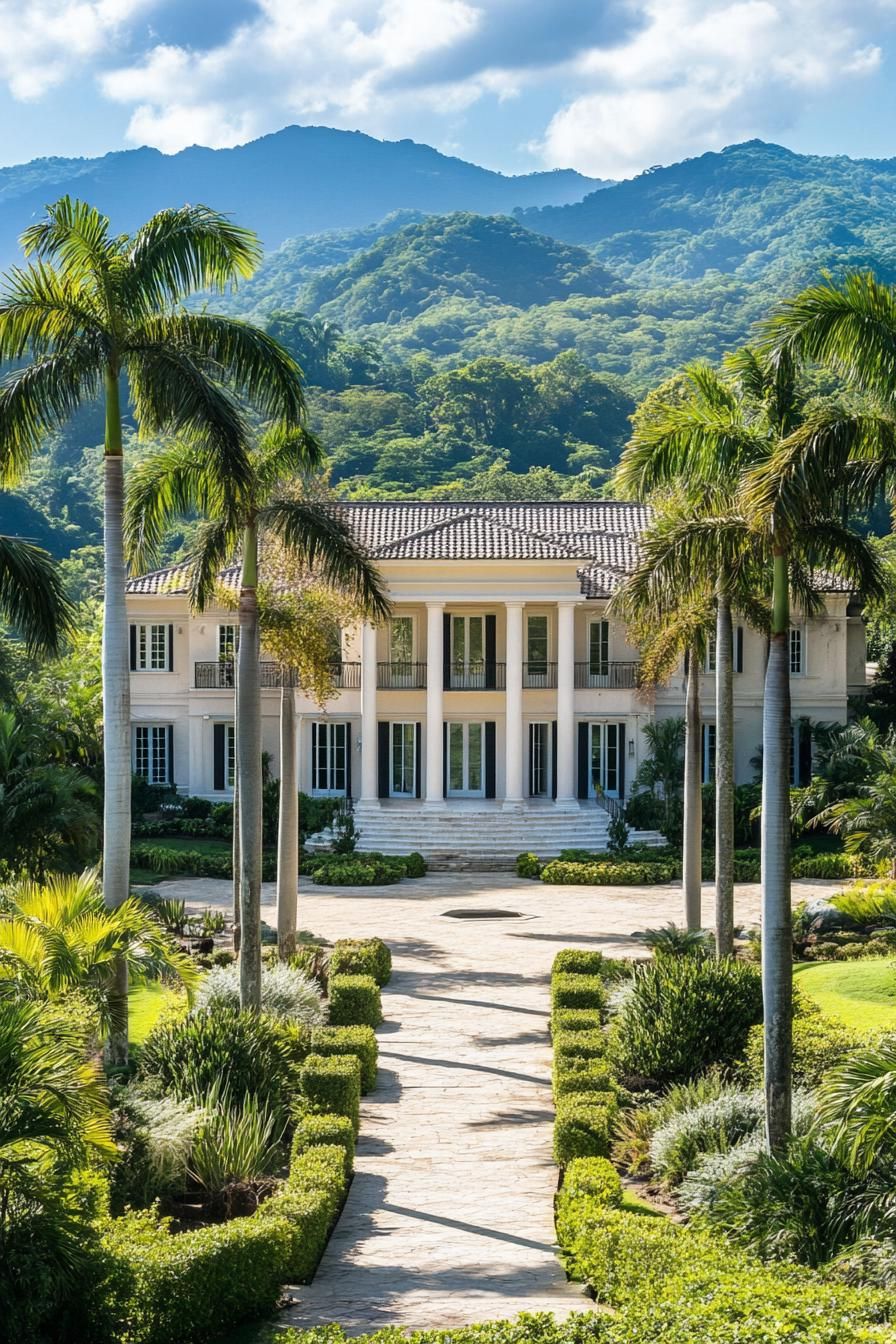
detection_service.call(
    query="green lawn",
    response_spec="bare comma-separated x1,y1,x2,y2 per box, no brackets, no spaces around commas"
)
793,958,896,1031
129,981,182,1044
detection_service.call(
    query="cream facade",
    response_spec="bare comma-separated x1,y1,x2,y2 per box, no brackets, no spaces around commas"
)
125,503,865,857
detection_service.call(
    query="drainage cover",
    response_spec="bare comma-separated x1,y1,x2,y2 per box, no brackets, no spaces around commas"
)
442,908,523,919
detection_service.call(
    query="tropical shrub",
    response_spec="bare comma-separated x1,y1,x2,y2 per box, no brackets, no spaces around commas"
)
329,937,392,986
608,956,763,1084
139,1009,293,1120
541,859,675,885
742,1012,870,1088
291,1113,355,1178
560,1156,623,1206
313,855,406,885
516,851,543,878
551,974,607,1015
649,1089,765,1185
188,1088,285,1203
310,1024,378,1093
554,1094,617,1165
298,1053,362,1133
290,941,330,990
327,973,383,1027
110,1089,204,1211
634,922,711,958
831,881,896,927
815,1039,896,1173
194,963,326,1025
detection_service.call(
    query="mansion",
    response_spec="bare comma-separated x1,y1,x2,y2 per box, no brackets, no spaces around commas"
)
126,502,868,860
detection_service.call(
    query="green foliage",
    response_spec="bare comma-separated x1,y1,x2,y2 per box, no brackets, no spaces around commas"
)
109,1089,203,1211
329,936,392,986
553,1059,618,1099
291,1113,355,1178
551,1009,604,1035
815,1039,896,1173
260,1145,347,1284
99,1206,291,1344
649,1089,765,1185
609,956,763,1084
194,962,326,1025
831,881,896,927
551,949,607,978
635,923,712,958
741,1013,869,1088
298,1053,362,1133
310,1024,378,1093
188,1088,285,1198
139,1008,293,1121
516,851,543,878
560,1157,623,1207
554,1029,608,1065
541,859,676,885
554,1095,617,1165
551,974,608,1015
327,973,383,1028
312,854,406,885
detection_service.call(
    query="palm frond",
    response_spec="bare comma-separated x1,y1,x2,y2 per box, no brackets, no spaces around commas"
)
126,205,262,311
0,535,73,653
0,345,102,483
188,517,240,612
124,440,246,574
20,197,114,286
254,423,323,491
261,498,390,621
0,262,108,360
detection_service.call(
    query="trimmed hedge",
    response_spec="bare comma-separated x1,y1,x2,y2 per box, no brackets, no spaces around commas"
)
98,1207,291,1344
298,1053,362,1133
330,937,392,986
328,973,383,1028
291,1113,355,1178
551,949,607,978
554,1094,617,1165
260,1144,347,1283
310,1024,378,1093
553,1059,618,1099
516,851,544,878
558,1156,622,1209
554,1028,607,1065
551,973,607,1014
541,859,676,886
551,1008,603,1036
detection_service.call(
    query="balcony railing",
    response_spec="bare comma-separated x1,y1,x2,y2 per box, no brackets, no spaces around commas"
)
522,661,558,689
195,660,361,690
574,661,641,689
378,661,427,689
447,662,506,690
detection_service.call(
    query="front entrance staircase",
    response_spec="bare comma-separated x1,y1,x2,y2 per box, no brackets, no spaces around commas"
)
307,799,666,871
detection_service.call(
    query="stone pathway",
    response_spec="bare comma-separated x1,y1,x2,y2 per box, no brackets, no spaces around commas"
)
165,872,840,1336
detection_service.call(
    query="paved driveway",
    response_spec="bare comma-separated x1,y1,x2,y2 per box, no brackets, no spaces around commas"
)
160,873,837,1335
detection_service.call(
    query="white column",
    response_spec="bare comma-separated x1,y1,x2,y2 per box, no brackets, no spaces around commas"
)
359,621,379,807
556,600,577,808
425,602,445,808
504,601,524,810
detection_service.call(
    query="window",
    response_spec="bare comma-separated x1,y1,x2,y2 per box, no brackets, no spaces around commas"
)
447,721,484,796
790,627,804,675
705,633,716,673
390,616,413,663
218,624,238,659
133,724,172,784
131,622,171,671
588,620,609,681
702,723,716,785
526,614,549,677
589,722,620,796
706,627,743,673
312,722,347,795
390,722,416,797
213,723,236,791
529,722,551,797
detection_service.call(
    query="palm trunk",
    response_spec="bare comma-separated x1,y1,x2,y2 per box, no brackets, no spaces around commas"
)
276,680,298,961
762,548,793,1151
715,595,735,957
102,367,131,1067
232,664,241,955
237,521,262,1011
683,646,702,931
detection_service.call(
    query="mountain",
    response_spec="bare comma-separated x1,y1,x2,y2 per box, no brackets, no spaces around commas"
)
518,140,896,286
296,213,618,328
0,124,605,271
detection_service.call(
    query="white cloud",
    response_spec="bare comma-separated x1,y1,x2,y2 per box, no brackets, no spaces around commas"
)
0,0,151,99
538,0,891,177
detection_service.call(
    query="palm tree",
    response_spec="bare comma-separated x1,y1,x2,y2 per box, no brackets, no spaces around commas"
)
126,426,389,1009
0,535,72,654
0,197,305,1063
0,869,198,1037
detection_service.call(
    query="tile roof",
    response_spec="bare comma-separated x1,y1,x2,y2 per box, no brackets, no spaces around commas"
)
124,500,852,598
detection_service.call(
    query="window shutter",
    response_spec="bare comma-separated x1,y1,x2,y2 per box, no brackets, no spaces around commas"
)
443,721,448,796
577,722,589,800
798,721,813,786
551,721,558,799
311,722,318,793
345,724,352,798
167,725,174,785
213,723,226,791
443,613,451,690
618,722,626,798
683,649,689,676
415,723,422,799
129,624,137,671
485,614,497,690
735,626,744,674
377,722,390,799
167,624,174,672
484,721,496,798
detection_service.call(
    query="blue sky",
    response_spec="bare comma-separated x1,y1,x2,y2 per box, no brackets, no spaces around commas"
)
2,1,896,178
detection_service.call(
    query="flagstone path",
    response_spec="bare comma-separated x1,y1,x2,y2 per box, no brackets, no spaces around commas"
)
167,872,838,1336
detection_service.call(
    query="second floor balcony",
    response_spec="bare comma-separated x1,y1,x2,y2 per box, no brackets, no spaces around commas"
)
194,656,641,693
194,660,361,690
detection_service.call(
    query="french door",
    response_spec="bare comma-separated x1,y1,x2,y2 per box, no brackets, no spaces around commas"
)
529,721,551,797
588,620,610,684
390,721,417,797
447,721,484,797
312,721,347,796
451,614,485,687
589,721,621,797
